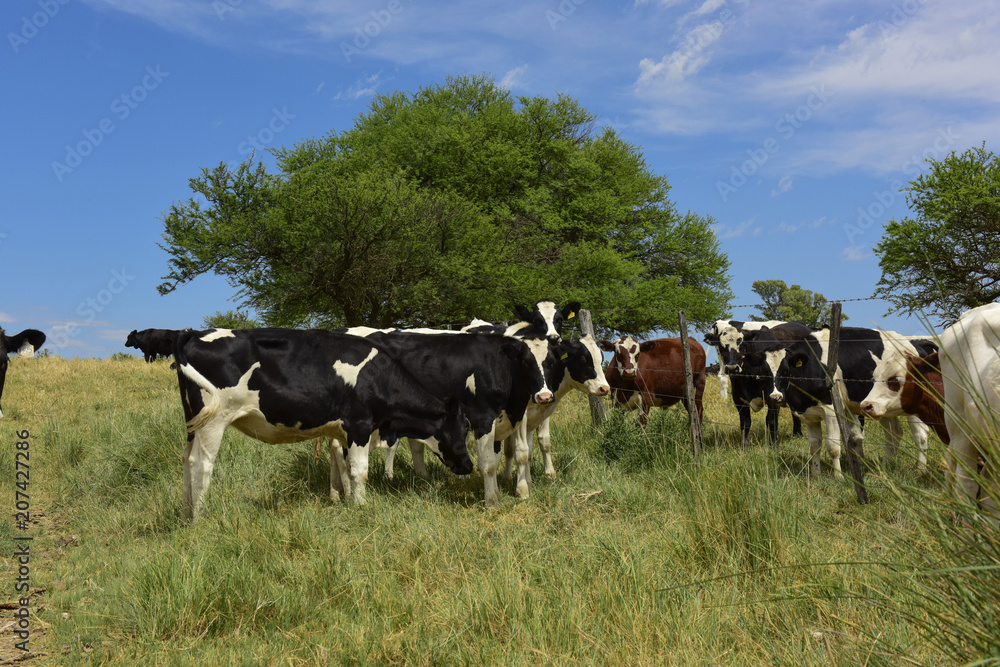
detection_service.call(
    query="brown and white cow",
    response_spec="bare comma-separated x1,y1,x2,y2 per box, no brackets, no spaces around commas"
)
899,351,948,445
598,335,706,426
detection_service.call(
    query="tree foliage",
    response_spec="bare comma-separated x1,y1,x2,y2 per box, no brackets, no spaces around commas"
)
159,74,732,334
203,310,261,330
874,143,1000,326
749,279,842,328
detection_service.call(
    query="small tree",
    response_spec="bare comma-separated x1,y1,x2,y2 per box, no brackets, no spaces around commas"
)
749,279,843,328
874,143,1000,326
203,310,261,330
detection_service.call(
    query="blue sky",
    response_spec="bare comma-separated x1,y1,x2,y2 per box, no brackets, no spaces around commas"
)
3,0,996,358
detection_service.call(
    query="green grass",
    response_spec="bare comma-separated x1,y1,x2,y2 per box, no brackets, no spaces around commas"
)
1,356,995,665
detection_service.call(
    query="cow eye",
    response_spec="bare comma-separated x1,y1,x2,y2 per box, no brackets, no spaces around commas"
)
887,376,902,392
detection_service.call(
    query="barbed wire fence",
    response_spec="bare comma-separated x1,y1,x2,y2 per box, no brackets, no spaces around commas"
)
573,298,943,504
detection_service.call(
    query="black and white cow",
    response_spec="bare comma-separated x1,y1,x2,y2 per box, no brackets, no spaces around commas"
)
703,320,807,448
125,328,180,362
0,328,46,420
765,326,931,478
173,328,472,520
459,299,585,485
340,327,556,507
394,335,609,499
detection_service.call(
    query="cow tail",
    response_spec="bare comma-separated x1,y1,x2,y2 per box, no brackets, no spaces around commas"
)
174,330,221,434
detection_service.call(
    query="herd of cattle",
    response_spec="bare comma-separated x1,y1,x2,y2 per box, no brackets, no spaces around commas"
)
2,300,999,521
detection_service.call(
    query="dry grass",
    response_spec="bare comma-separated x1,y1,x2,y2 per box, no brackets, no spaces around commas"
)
0,355,991,665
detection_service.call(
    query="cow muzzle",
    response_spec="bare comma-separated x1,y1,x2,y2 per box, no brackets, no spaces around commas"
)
534,391,554,404
724,364,741,374
860,401,880,418
769,390,784,402
595,384,610,396
623,369,637,378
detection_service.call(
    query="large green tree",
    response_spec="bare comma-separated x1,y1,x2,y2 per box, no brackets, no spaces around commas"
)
159,74,732,334
874,143,1000,325
749,279,842,328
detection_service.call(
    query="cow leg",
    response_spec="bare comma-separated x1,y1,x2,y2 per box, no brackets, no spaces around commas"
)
637,397,650,427
408,438,429,477
345,436,373,505
804,419,825,479
512,419,533,499
328,438,345,502
475,426,501,507
182,433,196,519
906,415,930,471
791,413,803,437
736,402,752,449
949,430,981,508
183,423,226,522
880,417,903,468
503,436,515,483
537,418,556,478
822,408,846,480
764,404,779,447
383,441,397,480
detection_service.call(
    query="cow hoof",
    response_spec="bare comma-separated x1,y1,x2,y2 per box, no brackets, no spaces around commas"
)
516,480,531,499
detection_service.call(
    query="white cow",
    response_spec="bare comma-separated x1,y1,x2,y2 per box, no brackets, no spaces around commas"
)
939,303,1000,518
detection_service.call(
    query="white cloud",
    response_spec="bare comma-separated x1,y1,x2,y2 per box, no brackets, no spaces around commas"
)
842,245,871,261
0,312,16,324
771,175,793,197
333,72,384,101
633,0,1000,173
499,66,528,90
715,218,759,239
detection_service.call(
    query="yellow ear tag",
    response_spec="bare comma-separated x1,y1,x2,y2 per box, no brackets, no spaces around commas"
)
568,312,576,319
795,360,803,367
560,353,569,360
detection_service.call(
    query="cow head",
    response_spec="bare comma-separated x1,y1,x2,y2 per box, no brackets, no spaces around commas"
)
598,335,651,379
436,395,474,475
0,328,46,419
769,341,828,410
555,335,611,396
513,300,581,343
125,329,141,349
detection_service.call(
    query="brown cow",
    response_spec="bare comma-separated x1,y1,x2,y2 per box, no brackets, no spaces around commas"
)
598,335,706,426
901,351,949,444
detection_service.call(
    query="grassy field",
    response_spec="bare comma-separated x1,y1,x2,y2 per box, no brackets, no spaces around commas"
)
2,355,997,665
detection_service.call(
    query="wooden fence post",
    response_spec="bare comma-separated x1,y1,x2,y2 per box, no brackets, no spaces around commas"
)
826,302,869,504
678,310,702,463
579,309,606,426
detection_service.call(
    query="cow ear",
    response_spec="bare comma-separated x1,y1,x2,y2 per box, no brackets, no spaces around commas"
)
9,329,45,356
704,334,718,345
923,351,940,370
598,339,615,352
639,341,656,353
561,301,581,320
513,304,532,321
